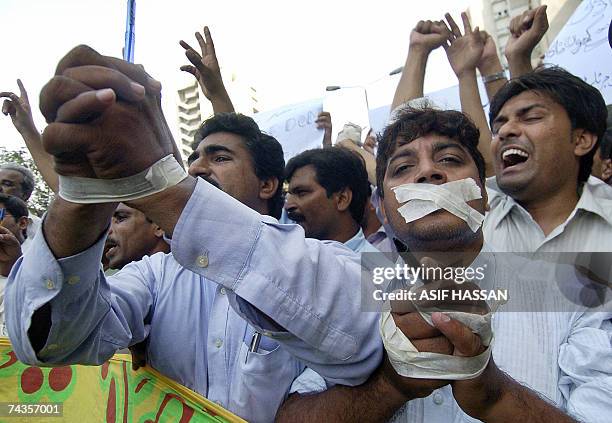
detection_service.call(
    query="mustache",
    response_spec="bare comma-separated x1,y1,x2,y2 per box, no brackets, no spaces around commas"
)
199,176,222,191
286,211,305,222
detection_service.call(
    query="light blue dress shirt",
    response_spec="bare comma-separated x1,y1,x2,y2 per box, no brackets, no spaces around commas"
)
5,179,382,423
344,228,380,254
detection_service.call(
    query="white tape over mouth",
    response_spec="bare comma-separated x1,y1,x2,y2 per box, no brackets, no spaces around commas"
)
392,179,485,232
59,155,188,204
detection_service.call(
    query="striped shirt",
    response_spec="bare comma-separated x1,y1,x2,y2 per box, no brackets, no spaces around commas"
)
484,176,612,252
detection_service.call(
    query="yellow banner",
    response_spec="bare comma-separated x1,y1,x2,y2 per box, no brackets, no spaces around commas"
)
0,338,246,423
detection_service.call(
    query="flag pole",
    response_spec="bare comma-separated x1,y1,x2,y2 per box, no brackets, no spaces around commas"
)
123,0,136,62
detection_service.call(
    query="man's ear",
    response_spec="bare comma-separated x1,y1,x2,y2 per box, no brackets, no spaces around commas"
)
17,216,29,232
259,177,279,201
573,129,598,158
335,187,353,212
153,225,165,239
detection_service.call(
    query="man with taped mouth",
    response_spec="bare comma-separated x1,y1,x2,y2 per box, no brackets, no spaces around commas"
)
485,67,612,252
284,147,378,253
277,107,610,422
3,45,382,423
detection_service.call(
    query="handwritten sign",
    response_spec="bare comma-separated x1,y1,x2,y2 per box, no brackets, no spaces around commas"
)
545,0,612,102
253,98,323,161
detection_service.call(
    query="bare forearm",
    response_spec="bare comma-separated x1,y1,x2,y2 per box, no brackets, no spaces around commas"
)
209,90,235,114
127,176,197,238
20,129,59,193
457,71,493,176
391,47,430,111
481,373,577,423
478,59,507,104
506,53,532,79
275,368,409,423
43,198,116,259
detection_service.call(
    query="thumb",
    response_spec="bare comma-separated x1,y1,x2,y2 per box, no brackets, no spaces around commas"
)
431,312,484,357
180,65,199,78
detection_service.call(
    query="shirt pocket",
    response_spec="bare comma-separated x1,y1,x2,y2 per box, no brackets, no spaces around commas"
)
229,330,302,422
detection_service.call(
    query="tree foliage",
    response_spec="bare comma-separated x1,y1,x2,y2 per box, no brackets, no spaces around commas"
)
0,147,53,217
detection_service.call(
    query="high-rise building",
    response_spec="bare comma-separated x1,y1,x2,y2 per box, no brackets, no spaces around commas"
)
177,82,202,161
176,72,259,164
468,0,581,68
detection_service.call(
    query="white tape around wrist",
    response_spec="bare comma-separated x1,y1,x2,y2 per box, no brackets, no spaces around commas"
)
58,155,188,204
380,307,493,380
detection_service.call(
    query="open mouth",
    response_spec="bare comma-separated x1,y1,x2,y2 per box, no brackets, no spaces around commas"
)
105,239,119,257
501,147,530,169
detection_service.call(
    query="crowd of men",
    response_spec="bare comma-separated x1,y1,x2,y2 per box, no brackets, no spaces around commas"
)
0,5,611,423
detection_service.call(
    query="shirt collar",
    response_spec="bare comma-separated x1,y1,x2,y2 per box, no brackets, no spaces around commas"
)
487,176,612,228
344,228,367,253
576,177,612,225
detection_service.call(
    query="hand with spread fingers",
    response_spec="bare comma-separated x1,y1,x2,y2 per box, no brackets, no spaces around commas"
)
38,44,177,180
442,12,486,78
1,79,38,137
505,5,549,77
180,26,234,113
477,31,499,72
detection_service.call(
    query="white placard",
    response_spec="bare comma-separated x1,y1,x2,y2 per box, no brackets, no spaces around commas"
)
253,98,324,161
545,0,612,103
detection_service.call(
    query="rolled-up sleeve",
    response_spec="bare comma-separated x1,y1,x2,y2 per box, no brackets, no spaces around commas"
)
172,179,382,385
5,224,154,367
558,311,612,423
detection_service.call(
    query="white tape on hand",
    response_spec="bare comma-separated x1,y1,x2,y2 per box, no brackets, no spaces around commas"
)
393,179,485,232
59,155,188,204
380,309,493,380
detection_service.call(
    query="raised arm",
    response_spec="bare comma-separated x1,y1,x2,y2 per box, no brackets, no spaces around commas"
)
14,44,381,385
316,111,333,147
505,5,549,79
1,80,59,192
391,20,449,111
477,32,507,104
180,26,235,114
443,13,493,176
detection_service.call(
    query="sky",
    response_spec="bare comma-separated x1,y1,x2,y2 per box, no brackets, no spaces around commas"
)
0,0,474,151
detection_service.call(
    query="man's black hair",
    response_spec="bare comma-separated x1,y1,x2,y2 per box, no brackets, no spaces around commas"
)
0,193,29,220
193,113,286,219
285,147,370,223
489,66,608,184
376,107,485,197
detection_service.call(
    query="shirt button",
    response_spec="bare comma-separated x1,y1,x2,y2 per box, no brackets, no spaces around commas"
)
214,338,223,348
45,279,54,290
67,275,80,285
433,392,444,405
219,287,226,295
196,254,209,268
